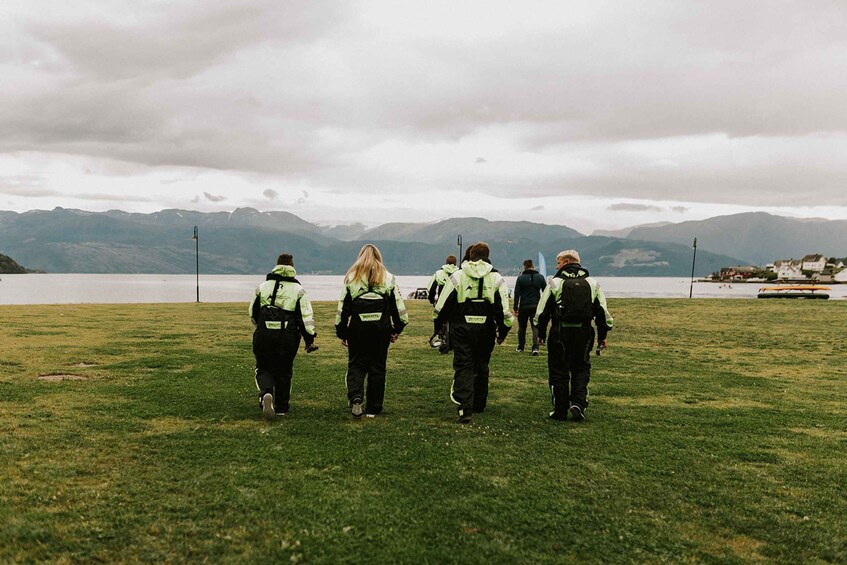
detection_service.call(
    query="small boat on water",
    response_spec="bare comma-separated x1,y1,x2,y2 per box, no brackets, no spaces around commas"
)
757,285,830,299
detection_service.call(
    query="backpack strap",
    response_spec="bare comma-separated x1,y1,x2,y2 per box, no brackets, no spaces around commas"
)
477,276,484,299
269,279,282,307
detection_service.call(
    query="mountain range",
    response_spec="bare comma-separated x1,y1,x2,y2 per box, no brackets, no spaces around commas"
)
1,207,841,276
621,212,847,265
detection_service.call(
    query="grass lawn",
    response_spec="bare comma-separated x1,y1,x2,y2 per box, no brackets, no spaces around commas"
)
1,299,845,563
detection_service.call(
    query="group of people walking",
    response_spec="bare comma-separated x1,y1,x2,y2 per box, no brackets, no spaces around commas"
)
249,242,613,424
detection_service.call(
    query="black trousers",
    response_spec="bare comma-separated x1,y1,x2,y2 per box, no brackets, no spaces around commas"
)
450,324,496,415
253,328,301,413
547,325,595,415
517,306,539,350
346,324,392,415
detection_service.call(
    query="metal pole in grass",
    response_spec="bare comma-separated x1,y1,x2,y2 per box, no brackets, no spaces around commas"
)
192,226,199,303
457,234,463,263
689,237,697,298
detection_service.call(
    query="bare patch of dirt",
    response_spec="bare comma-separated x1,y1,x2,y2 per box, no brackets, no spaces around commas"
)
38,374,88,381
73,362,98,368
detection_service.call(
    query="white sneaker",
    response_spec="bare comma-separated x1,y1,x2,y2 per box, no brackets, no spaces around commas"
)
262,393,275,420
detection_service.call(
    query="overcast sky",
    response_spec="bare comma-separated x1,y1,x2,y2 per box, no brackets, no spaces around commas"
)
3,0,847,234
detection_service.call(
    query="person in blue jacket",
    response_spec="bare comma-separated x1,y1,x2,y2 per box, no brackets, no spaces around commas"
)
513,259,546,355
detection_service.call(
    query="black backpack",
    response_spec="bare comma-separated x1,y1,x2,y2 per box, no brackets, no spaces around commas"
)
256,278,299,333
557,276,594,323
458,276,494,326
349,285,391,327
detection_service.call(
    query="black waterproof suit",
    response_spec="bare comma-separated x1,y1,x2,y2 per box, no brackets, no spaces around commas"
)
335,275,408,415
535,263,613,417
250,265,316,413
433,260,513,418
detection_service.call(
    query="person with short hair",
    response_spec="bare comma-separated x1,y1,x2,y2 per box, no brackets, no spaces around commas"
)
427,255,459,305
335,244,408,418
535,250,613,421
513,258,546,355
434,242,513,423
249,253,317,420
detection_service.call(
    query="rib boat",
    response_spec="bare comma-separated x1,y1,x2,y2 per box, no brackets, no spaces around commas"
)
757,285,830,299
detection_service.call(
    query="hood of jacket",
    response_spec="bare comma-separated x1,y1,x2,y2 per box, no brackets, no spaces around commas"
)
557,262,588,279
442,263,459,275
521,269,539,275
270,264,297,278
461,259,493,279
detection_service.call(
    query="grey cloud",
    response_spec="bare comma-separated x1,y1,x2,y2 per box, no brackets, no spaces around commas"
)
161,177,196,185
608,203,664,213
0,174,48,193
22,1,345,81
0,175,147,202
263,189,278,200
531,205,545,211
671,206,689,213
203,192,226,202
3,1,847,210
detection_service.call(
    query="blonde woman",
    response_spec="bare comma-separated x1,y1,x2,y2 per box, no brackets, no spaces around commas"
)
335,244,409,418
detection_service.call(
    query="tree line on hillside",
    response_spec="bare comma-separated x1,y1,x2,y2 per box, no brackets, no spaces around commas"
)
0,253,33,274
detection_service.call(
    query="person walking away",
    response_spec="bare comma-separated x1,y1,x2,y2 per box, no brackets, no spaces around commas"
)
427,255,459,305
426,255,459,348
336,244,409,418
250,253,318,420
513,259,546,355
535,250,613,421
433,242,513,424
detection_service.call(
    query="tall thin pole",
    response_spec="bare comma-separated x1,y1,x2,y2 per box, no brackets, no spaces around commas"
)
457,234,463,263
193,226,199,303
689,237,697,299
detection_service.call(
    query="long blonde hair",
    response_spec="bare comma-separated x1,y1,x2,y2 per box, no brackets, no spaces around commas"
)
345,244,388,287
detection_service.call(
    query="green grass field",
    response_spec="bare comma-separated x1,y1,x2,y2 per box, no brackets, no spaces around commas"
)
1,299,845,563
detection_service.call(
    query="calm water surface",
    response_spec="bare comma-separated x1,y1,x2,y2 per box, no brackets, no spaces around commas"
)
2,274,845,305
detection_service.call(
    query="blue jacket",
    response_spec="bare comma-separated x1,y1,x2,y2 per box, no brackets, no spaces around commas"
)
513,269,546,310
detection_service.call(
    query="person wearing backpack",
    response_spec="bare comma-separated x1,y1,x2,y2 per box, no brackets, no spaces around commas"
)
336,244,409,418
249,253,318,420
427,255,459,305
433,242,513,424
535,250,613,422
513,258,547,355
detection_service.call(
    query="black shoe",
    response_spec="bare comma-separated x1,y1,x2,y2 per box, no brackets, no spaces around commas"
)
351,401,363,419
549,410,567,421
515,347,524,353
569,404,585,421
531,348,540,356
456,409,472,424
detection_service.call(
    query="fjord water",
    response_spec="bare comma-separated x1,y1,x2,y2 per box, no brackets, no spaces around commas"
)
2,274,845,305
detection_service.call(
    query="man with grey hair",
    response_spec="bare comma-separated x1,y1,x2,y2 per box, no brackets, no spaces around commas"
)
534,250,613,421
